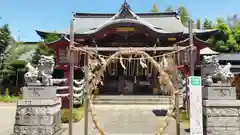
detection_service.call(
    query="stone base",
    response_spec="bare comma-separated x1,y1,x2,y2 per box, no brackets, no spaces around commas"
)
205,127,240,135
204,99,240,135
17,98,61,106
15,111,61,126
203,86,236,100
13,123,61,135
13,98,62,135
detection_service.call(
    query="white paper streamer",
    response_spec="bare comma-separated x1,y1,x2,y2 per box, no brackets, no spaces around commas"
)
160,55,168,70
120,56,126,70
140,56,147,68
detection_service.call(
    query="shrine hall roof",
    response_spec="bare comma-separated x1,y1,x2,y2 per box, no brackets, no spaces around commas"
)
36,1,216,37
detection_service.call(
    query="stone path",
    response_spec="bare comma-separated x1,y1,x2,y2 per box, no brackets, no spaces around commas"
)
0,103,17,135
0,103,189,135
62,105,189,135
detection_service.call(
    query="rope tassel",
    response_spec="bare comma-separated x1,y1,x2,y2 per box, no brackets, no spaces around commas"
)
160,55,168,70
140,56,147,68
120,56,126,70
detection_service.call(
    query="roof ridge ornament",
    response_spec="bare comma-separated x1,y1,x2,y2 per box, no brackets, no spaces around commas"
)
120,0,130,11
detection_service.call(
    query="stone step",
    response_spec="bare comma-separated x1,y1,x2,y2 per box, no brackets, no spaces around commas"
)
93,95,183,105
94,95,180,100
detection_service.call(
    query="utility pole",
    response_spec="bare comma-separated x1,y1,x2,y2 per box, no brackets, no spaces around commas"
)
18,30,21,42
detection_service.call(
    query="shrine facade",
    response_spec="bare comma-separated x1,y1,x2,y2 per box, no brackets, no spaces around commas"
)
36,1,217,95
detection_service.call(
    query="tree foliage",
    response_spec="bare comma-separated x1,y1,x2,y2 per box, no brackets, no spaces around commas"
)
209,19,240,52
0,24,11,53
203,18,213,29
31,33,59,66
31,42,54,66
165,6,173,12
196,19,201,29
151,3,159,13
177,6,189,26
43,33,60,43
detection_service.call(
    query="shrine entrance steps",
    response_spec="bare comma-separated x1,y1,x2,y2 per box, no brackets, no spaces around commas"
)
92,95,184,106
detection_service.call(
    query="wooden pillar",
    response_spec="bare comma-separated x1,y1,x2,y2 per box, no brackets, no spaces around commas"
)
83,51,89,135
152,66,157,94
175,92,181,135
189,19,194,76
172,44,177,86
152,51,157,94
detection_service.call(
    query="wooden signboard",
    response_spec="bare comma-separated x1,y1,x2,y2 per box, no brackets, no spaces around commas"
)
188,76,203,135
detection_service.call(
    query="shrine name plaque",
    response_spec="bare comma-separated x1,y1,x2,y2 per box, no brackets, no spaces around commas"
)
22,86,57,99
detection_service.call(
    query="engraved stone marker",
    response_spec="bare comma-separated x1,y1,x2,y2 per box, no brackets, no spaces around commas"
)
13,55,62,135
22,86,57,99
202,86,236,100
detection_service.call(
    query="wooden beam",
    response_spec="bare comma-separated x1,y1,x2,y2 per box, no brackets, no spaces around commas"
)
77,47,185,52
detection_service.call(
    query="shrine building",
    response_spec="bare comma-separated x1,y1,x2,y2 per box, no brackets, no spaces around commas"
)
36,1,217,95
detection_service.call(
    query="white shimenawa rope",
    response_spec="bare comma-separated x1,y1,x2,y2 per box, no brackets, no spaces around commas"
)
74,50,179,135
72,44,194,60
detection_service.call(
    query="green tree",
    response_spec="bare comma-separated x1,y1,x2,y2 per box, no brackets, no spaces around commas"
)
203,18,213,29
165,6,173,12
196,18,201,29
0,24,11,53
177,6,189,26
151,3,159,13
43,33,60,43
211,19,239,52
10,60,27,90
31,42,54,66
233,23,240,44
31,33,59,66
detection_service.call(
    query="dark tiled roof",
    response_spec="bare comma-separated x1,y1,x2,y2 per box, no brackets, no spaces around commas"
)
36,2,216,36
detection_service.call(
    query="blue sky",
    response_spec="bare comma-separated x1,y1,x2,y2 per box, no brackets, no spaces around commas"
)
0,0,239,41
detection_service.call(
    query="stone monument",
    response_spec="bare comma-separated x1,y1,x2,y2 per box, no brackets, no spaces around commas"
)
201,55,236,100
13,55,65,135
201,55,240,135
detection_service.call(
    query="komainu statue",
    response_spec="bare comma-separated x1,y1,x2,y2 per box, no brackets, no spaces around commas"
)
202,55,234,85
24,55,66,86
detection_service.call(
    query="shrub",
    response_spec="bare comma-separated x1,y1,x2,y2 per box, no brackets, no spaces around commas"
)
0,88,21,103
61,107,84,123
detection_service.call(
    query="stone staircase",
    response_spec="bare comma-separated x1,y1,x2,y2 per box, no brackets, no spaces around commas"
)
92,95,183,105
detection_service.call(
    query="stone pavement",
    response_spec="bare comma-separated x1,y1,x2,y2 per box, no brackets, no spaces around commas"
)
0,103,17,135
0,103,189,135
62,105,189,135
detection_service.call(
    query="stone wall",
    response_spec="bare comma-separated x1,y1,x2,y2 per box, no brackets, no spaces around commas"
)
203,100,240,135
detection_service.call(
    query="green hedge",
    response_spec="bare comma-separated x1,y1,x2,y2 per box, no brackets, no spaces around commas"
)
0,88,21,103
61,107,84,123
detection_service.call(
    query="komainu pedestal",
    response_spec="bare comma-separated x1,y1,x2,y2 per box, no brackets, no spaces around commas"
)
13,55,62,135
13,87,62,135
202,84,236,100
